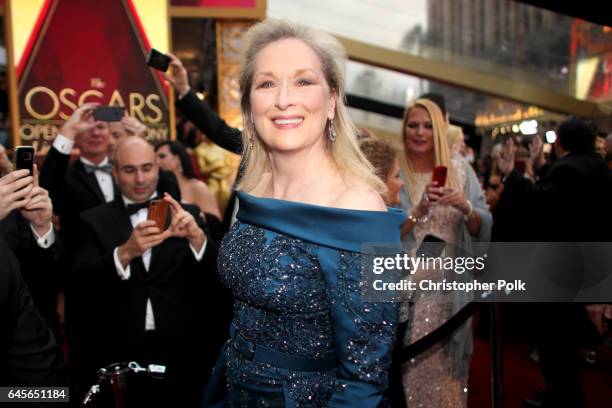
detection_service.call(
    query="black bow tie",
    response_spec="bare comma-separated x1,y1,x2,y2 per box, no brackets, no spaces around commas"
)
126,201,150,216
83,162,112,174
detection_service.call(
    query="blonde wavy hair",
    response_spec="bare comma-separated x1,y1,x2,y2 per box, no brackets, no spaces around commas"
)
400,98,459,203
236,19,385,194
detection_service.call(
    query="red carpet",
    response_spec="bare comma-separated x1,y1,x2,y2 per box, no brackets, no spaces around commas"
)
468,312,612,407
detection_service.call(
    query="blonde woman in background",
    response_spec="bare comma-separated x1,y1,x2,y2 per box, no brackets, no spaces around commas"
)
398,98,492,407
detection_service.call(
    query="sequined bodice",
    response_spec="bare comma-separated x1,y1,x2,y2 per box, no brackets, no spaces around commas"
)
219,224,333,359
214,192,405,407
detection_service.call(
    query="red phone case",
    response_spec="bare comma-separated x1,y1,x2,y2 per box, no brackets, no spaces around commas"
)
432,165,448,187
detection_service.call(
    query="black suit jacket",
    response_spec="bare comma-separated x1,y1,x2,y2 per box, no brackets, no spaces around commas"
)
71,198,225,369
0,212,64,335
0,238,66,387
40,147,116,252
499,152,612,242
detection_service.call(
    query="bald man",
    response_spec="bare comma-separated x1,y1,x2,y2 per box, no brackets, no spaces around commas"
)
71,138,227,407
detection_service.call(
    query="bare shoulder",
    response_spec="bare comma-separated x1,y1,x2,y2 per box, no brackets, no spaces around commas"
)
333,182,387,212
186,178,210,196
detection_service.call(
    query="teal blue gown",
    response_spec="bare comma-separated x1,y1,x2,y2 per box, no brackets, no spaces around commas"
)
205,192,405,407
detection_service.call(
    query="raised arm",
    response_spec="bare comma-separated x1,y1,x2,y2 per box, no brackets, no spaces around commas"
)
165,52,243,155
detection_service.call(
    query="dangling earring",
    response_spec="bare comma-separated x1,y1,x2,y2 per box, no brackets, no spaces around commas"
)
327,119,336,142
249,133,255,150
249,121,256,150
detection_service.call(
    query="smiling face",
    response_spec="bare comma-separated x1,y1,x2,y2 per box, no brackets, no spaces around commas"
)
250,38,336,154
404,106,435,157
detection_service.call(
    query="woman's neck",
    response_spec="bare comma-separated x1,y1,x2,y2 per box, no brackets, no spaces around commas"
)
173,169,188,184
264,145,340,201
409,151,435,173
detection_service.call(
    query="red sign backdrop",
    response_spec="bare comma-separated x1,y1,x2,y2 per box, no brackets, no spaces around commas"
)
17,0,169,150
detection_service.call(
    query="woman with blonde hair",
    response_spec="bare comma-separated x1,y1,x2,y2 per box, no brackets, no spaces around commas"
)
203,19,404,407
398,98,492,407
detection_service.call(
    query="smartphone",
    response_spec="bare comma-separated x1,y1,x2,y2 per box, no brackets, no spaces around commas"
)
416,234,446,258
93,106,125,122
432,165,448,187
146,48,171,72
14,146,35,173
147,199,169,231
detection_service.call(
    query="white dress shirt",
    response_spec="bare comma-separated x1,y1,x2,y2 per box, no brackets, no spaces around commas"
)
112,194,207,331
53,134,114,202
29,223,56,248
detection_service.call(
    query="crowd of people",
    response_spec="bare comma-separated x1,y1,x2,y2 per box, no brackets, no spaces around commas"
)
1,18,612,408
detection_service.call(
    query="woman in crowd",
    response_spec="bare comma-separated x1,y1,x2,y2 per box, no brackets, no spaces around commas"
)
155,140,221,220
359,136,404,205
202,19,404,407
447,124,466,160
398,98,492,407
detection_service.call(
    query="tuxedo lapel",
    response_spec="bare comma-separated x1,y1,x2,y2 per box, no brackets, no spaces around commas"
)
110,198,133,243
74,161,106,203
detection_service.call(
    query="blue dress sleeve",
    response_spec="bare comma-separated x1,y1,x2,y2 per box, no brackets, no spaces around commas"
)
318,247,399,407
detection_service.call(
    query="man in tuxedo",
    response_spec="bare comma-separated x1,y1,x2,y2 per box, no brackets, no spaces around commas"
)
0,168,64,338
498,117,612,407
0,237,66,389
39,104,181,397
72,137,221,407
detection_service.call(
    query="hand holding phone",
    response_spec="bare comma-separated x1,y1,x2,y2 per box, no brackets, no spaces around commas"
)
147,199,169,231
146,48,171,72
432,165,448,187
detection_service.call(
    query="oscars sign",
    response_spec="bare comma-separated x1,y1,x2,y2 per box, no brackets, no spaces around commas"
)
9,0,171,151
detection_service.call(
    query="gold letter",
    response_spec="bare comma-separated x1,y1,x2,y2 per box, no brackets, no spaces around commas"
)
129,93,146,121
24,86,59,120
145,94,162,123
78,89,103,105
108,89,126,107
59,88,77,120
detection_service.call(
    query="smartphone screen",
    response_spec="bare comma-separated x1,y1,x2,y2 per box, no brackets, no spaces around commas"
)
14,146,35,173
147,199,169,231
432,165,448,187
146,49,171,72
93,106,125,122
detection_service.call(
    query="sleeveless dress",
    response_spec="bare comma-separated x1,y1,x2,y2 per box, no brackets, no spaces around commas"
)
207,191,405,407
